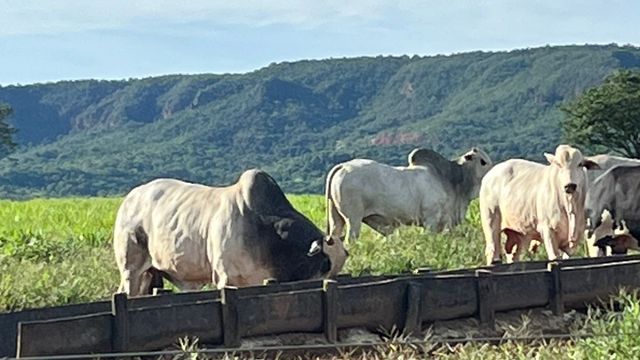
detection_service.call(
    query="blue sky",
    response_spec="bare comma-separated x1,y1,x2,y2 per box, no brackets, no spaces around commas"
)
1,0,639,85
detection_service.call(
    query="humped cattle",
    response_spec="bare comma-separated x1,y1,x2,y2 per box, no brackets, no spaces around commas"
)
480,144,599,265
584,164,640,256
113,169,348,296
584,154,640,183
325,147,492,242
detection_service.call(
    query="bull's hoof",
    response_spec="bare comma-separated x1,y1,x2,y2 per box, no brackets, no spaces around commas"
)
490,259,502,265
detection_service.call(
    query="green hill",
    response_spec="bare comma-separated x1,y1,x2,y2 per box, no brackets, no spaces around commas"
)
2,44,640,198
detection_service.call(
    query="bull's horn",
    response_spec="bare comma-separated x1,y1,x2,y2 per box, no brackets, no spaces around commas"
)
307,240,322,257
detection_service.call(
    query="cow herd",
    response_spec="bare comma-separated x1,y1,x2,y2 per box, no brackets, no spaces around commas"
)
113,145,640,296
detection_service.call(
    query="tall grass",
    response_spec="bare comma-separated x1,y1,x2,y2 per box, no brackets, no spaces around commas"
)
2,196,639,358
0,196,581,311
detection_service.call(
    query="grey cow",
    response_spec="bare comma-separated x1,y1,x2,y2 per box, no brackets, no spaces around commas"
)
114,169,348,296
585,164,640,256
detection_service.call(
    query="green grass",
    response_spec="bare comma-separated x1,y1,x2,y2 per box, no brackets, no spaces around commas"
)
1,195,639,358
0,195,496,311
0,195,593,311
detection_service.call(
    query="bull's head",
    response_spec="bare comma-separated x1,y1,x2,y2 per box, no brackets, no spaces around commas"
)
262,215,348,279
544,145,600,247
544,145,599,196
307,235,348,277
459,147,493,177
458,147,493,198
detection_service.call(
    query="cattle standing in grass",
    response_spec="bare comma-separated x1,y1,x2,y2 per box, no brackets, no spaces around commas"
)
114,169,348,296
480,145,599,265
325,147,492,242
584,154,640,183
585,165,640,257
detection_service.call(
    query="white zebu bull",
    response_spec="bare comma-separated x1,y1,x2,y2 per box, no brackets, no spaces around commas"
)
326,147,492,242
480,145,599,265
114,169,348,296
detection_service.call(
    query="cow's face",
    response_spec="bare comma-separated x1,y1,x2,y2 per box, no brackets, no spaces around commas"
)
458,147,493,179
586,209,640,256
307,236,348,277
544,145,599,197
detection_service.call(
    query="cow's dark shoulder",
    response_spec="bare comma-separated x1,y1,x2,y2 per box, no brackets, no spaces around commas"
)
408,148,465,186
237,169,329,281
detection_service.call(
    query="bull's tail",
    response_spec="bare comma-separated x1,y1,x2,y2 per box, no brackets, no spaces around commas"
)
325,164,345,238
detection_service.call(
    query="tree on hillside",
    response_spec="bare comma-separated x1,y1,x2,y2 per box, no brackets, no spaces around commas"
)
561,70,640,158
0,104,16,158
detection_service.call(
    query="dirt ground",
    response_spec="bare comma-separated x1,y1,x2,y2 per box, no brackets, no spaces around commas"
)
235,307,588,349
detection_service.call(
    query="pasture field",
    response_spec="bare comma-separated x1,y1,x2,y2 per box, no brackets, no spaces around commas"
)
0,195,505,311
2,196,637,359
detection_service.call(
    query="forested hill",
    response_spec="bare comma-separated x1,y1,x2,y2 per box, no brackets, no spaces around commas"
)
2,44,640,198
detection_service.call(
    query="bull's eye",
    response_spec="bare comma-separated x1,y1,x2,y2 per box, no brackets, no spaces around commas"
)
480,159,487,166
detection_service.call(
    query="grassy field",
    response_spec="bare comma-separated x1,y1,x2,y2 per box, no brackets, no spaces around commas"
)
2,195,636,359
0,195,509,311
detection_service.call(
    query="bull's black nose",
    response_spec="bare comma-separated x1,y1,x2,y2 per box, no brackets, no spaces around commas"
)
564,183,577,194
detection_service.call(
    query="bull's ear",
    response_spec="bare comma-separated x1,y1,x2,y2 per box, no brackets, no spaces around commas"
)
307,239,322,257
580,159,600,170
464,153,474,161
544,153,557,166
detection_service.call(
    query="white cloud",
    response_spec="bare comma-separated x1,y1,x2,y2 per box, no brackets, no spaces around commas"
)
0,0,396,36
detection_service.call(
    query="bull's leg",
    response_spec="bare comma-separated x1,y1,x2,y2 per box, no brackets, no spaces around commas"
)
511,236,531,263
541,227,560,260
481,206,502,265
327,199,347,241
215,272,229,289
346,218,363,243
334,199,364,243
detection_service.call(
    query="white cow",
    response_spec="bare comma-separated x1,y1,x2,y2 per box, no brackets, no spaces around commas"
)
114,169,348,296
480,144,599,265
326,147,492,242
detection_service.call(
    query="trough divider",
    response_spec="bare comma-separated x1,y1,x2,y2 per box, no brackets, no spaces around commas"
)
221,287,240,348
111,293,129,352
548,262,564,315
322,280,338,343
475,270,495,330
403,282,422,335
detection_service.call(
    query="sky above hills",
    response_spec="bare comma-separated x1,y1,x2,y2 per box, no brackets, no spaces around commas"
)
1,0,639,85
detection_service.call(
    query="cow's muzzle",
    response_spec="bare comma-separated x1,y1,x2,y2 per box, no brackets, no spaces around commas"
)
564,183,577,194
